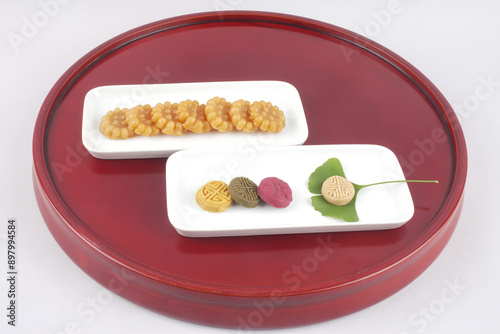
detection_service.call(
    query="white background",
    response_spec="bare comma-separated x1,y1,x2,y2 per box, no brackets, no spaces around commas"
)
1,0,499,333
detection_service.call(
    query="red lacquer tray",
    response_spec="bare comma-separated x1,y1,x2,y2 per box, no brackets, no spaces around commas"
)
32,12,467,329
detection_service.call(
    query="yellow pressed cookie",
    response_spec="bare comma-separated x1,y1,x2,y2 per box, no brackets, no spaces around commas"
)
151,102,186,136
176,100,212,134
99,108,135,139
205,97,234,132
321,176,356,206
249,100,286,133
125,104,160,136
229,99,258,132
196,181,233,212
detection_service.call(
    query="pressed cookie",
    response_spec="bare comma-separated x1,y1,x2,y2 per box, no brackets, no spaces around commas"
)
228,177,260,208
258,177,293,208
321,175,356,206
196,181,233,212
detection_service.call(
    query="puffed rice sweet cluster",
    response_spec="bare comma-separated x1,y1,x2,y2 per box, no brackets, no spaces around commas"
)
99,97,286,139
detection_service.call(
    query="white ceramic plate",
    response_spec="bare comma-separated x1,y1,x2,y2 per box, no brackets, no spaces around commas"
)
166,144,415,237
82,81,308,159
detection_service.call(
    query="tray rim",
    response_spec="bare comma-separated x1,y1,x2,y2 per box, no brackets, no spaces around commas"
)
32,10,467,297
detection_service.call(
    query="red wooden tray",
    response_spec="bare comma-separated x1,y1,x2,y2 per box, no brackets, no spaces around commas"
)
32,11,467,329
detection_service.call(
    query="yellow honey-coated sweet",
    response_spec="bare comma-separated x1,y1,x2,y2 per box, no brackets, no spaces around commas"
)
176,100,212,134
125,104,160,136
205,97,234,132
99,108,135,139
229,99,258,132
249,100,286,133
99,98,286,139
321,176,356,206
151,102,186,136
196,181,233,212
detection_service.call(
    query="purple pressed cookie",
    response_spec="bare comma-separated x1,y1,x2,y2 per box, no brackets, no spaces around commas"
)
257,177,293,208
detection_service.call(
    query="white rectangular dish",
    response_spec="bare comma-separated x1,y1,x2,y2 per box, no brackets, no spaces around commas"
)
82,80,308,159
165,144,415,237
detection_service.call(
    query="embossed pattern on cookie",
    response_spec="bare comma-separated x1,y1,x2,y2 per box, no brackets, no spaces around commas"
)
321,175,355,206
229,177,260,208
196,181,233,212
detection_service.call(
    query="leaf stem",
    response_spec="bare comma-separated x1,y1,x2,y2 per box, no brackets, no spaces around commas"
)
357,179,438,189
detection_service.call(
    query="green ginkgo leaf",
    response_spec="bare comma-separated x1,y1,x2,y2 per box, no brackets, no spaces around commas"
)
311,195,360,222
308,158,438,222
308,158,345,194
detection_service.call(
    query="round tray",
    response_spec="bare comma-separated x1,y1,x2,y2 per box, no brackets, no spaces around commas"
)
33,11,467,329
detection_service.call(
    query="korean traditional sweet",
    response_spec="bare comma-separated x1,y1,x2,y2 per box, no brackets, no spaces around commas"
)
249,100,286,133
205,97,234,132
196,181,233,212
125,104,160,136
257,177,293,208
176,100,212,134
99,97,286,138
321,175,356,206
228,177,260,208
151,102,185,136
228,99,258,132
99,108,135,139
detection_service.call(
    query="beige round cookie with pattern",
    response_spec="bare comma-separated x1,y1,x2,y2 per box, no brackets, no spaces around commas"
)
249,100,286,133
125,104,160,136
229,99,258,132
176,100,211,133
99,108,135,139
205,97,234,132
151,102,185,136
321,176,356,206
